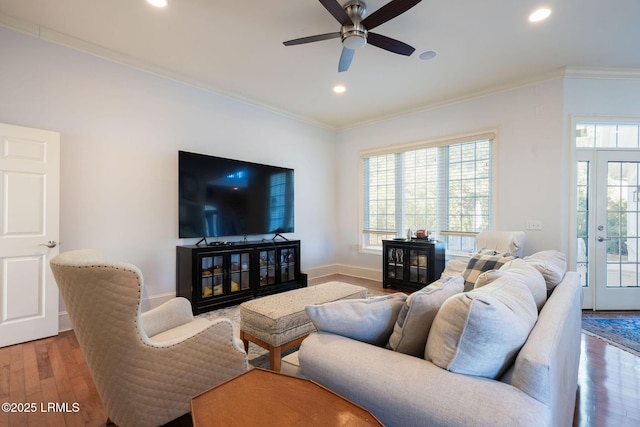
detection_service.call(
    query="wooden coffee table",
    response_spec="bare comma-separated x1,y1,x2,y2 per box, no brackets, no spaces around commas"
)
191,368,384,426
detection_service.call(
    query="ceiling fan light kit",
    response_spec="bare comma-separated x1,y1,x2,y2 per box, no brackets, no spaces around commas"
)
283,0,422,72
341,0,368,49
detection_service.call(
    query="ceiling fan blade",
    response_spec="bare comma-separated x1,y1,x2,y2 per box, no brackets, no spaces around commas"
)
319,0,352,26
368,32,415,56
361,0,422,30
338,47,355,72
283,32,341,46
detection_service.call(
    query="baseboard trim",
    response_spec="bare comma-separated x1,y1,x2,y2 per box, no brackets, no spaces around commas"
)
305,264,382,282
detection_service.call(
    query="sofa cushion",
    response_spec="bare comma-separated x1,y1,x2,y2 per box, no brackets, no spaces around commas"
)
305,293,407,347
474,259,547,311
501,259,548,310
425,276,538,379
473,269,498,289
462,250,515,291
523,250,567,291
387,276,464,357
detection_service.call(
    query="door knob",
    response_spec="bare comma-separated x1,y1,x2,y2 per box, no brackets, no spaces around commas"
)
39,241,58,248
597,236,610,242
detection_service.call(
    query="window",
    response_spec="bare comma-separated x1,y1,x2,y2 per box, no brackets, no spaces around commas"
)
576,160,589,287
576,123,640,148
361,132,496,252
268,172,288,232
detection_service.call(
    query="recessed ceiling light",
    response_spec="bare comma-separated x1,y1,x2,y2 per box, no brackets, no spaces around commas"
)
333,85,346,94
529,8,551,22
419,50,438,61
147,0,167,8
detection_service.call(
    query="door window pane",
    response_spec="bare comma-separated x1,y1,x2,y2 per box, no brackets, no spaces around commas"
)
576,161,589,287
606,161,640,288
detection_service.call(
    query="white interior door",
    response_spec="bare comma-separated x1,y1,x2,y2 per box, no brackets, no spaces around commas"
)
593,150,640,310
0,123,60,347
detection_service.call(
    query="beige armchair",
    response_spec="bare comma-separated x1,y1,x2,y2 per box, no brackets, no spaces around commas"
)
475,230,526,258
50,249,248,427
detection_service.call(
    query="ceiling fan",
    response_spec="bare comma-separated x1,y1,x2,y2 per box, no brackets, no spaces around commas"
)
283,0,422,72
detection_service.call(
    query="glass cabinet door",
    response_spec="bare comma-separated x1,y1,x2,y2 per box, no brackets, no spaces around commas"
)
259,249,276,286
201,256,213,298
230,251,251,292
280,247,296,281
409,249,428,284
201,255,224,298
212,255,224,296
387,247,404,280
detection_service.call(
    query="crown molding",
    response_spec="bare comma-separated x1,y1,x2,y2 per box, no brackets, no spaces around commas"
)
338,66,640,131
338,68,567,131
3,11,639,133
0,13,335,131
563,66,640,80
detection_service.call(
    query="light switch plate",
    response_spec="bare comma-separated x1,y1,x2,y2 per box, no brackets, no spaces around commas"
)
526,220,542,231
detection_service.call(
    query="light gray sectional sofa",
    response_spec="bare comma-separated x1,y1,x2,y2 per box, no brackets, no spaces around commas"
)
286,252,582,427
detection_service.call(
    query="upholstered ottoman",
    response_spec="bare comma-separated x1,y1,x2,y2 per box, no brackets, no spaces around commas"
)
240,282,367,371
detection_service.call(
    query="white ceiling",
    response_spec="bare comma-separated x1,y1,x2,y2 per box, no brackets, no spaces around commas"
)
1,0,639,130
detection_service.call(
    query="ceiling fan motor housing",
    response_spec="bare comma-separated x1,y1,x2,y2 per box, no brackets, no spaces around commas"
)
341,0,367,49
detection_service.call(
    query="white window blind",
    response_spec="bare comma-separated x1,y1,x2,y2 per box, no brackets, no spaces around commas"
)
269,172,287,232
361,133,496,252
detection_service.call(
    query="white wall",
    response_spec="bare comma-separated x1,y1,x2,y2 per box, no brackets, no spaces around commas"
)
0,26,337,303
334,77,568,276
564,73,640,117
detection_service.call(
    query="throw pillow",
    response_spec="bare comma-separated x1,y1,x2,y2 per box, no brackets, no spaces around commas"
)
305,293,407,347
498,258,548,311
523,250,567,291
425,276,538,379
440,259,467,279
473,259,547,311
473,269,501,288
462,250,515,291
387,276,464,357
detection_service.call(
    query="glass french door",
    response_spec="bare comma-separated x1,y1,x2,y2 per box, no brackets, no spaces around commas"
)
578,150,640,310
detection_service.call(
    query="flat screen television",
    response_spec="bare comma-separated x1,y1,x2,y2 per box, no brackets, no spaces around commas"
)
178,151,294,238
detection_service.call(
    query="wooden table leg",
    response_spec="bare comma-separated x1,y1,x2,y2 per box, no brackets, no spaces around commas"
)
270,346,282,372
240,330,249,353
240,331,308,372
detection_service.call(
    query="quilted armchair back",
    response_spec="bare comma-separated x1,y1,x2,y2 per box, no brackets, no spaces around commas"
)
476,230,526,257
51,249,248,427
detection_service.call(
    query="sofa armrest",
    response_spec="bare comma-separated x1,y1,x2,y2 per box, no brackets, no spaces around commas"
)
501,271,582,427
140,297,195,338
299,332,550,427
120,318,248,424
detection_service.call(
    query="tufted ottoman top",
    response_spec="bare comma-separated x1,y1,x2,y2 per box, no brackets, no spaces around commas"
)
240,282,367,347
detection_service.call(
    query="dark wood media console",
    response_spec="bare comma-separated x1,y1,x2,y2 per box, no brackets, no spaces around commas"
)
176,239,306,314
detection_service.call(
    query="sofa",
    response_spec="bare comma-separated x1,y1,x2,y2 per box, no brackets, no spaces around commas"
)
284,250,582,427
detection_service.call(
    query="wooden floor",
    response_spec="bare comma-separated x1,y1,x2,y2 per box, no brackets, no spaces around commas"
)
1,274,638,427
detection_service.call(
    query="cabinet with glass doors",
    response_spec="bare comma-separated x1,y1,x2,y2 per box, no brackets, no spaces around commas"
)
382,239,445,290
176,240,305,314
